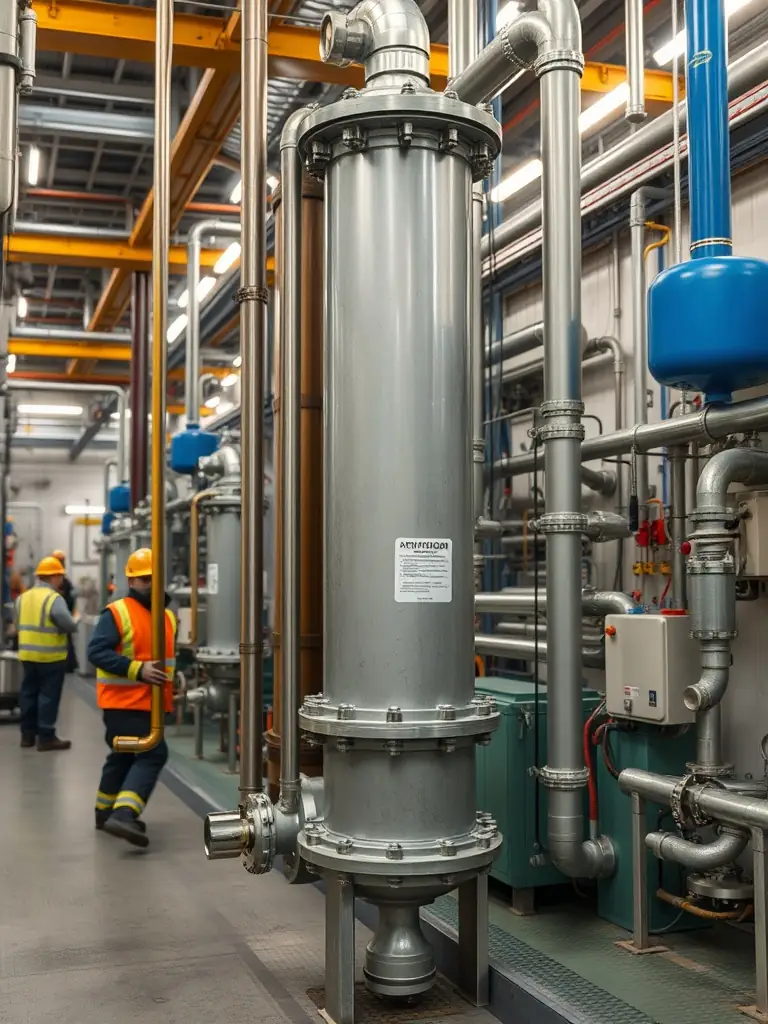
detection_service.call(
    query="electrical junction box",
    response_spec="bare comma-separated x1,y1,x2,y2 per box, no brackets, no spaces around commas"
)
604,613,698,726
736,489,768,578
176,607,194,648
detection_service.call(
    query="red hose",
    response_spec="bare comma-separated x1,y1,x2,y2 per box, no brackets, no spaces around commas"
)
583,702,605,827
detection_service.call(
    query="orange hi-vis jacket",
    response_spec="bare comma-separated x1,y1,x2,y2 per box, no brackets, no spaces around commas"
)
96,597,176,712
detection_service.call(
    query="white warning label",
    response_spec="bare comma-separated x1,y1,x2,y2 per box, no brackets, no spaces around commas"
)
395,538,452,603
207,562,219,596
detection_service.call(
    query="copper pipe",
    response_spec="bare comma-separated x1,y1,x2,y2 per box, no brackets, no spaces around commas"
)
656,888,753,921
189,489,218,647
130,272,150,508
25,187,133,207
113,0,173,756
267,172,324,799
187,202,241,215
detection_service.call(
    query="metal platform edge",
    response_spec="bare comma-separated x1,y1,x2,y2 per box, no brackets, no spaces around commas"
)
71,677,574,1024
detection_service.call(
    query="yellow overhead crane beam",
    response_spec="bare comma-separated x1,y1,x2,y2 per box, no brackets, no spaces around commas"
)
6,233,224,272
33,0,678,101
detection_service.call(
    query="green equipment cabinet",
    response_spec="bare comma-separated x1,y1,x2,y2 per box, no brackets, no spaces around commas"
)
475,677,602,910
596,723,706,933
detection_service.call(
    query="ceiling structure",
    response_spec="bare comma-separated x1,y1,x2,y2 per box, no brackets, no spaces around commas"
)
8,0,764,446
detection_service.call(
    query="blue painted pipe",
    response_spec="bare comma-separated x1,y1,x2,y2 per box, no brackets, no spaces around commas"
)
685,0,732,258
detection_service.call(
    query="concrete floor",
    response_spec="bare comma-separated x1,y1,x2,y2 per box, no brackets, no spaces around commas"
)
0,687,493,1024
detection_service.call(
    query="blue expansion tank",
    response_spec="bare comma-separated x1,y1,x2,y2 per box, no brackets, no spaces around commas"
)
170,425,219,475
648,0,768,404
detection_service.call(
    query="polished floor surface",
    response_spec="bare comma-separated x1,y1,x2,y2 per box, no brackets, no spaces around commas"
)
0,688,492,1024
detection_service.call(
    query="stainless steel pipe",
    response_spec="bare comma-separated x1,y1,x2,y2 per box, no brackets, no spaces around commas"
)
475,588,634,616
619,768,768,832
492,396,768,476
185,218,240,424
646,825,749,869
475,634,606,668
237,0,269,803
11,325,130,343
624,0,646,123
278,107,311,813
669,446,688,609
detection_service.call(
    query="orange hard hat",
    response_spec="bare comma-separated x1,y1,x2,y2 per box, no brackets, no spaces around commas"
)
52,549,66,562
126,547,153,578
36,556,65,577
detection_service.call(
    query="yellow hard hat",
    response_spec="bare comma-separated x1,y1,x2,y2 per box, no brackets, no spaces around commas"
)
126,547,153,578
36,556,65,577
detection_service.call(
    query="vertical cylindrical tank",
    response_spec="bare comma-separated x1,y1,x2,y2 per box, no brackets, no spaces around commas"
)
200,499,241,660
267,173,324,799
296,76,502,987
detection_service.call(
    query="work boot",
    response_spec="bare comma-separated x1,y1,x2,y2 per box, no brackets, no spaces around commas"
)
36,736,72,752
102,811,149,848
95,810,146,833
20,733,35,748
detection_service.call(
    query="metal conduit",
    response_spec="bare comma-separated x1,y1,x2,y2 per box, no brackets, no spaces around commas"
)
185,219,240,424
481,39,768,264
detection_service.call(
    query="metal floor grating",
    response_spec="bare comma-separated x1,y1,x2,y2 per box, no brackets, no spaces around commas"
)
306,979,472,1023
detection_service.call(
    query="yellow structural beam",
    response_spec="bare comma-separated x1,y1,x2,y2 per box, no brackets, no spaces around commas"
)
6,234,224,272
581,62,682,104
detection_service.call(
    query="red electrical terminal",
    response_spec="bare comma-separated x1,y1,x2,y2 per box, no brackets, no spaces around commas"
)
635,521,651,548
605,625,617,638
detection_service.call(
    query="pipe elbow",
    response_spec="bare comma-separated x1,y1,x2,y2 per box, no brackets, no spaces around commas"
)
280,106,313,150
535,0,582,57
684,665,730,712
321,0,430,83
549,834,616,880
582,589,636,615
696,448,768,515
646,827,749,869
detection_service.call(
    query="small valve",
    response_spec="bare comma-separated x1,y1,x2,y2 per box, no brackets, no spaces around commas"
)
635,521,651,548
605,625,617,638
681,540,692,556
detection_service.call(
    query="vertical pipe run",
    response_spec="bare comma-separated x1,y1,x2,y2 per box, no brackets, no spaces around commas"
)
685,0,732,258
630,191,649,510
624,0,647,123
278,111,308,813
0,0,18,215
238,0,268,803
130,272,150,508
669,446,688,608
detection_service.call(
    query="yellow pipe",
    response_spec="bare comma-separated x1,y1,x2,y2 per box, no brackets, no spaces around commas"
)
113,0,173,755
189,489,218,647
656,888,752,921
644,221,671,262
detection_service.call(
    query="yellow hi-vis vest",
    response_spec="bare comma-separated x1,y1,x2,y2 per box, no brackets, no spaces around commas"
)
16,585,68,663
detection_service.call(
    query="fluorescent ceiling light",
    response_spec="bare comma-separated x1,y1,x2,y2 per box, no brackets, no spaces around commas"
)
214,241,241,275
217,400,234,415
17,403,84,417
578,82,629,135
267,174,279,191
490,158,543,203
497,0,521,29
654,0,754,64
27,146,40,186
65,504,105,516
167,313,188,344
205,394,221,409
7,354,16,374
233,355,242,368
17,295,27,319
230,179,242,204
220,372,239,388
177,275,216,309
111,409,137,420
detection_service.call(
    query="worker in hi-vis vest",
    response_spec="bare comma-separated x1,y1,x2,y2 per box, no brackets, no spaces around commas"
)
87,548,176,848
16,556,79,751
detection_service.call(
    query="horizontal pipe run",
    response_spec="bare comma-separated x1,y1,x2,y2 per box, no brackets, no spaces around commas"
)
619,768,768,832
13,220,131,240
475,589,635,616
646,826,749,869
12,325,130,343
492,397,768,477
475,634,605,668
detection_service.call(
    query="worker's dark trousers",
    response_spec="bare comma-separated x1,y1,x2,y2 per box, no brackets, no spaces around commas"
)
19,661,66,740
96,709,168,819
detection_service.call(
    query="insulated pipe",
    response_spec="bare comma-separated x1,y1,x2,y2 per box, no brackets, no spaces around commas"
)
475,588,635,616
113,0,172,756
624,0,646,123
0,0,18,216
185,219,240,424
277,108,311,814
492,396,768,476
686,0,731,259
475,634,606,669
646,825,749,868
581,465,616,496
7,379,128,483
480,39,768,264
619,767,768,832
130,272,150,508
237,0,268,804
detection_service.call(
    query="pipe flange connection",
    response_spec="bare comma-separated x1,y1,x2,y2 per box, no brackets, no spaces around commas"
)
534,49,585,78
670,773,728,829
472,437,485,464
540,399,584,418
538,421,585,442
685,761,736,779
535,512,588,535
537,765,589,791
242,792,277,875
299,694,500,740
686,554,736,576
